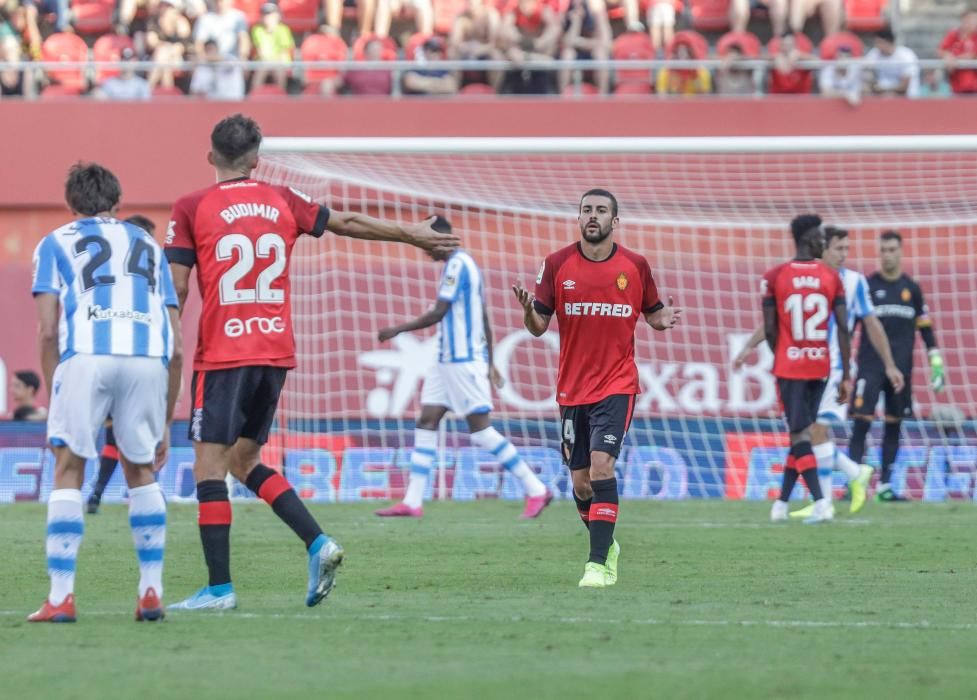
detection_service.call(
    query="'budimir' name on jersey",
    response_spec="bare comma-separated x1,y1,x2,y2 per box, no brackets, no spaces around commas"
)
219,203,281,224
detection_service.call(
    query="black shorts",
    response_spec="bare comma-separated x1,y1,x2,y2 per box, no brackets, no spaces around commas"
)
777,378,827,434
189,366,287,446
852,368,913,419
560,394,635,470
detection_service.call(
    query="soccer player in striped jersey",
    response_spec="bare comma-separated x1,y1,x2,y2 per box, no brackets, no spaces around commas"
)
375,218,552,519
28,164,183,623
734,226,904,517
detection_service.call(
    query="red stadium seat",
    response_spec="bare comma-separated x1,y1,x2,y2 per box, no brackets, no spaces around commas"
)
280,0,320,33
235,0,264,24
767,32,814,55
434,0,468,35
667,30,708,59
300,32,349,84
561,82,599,96
404,32,433,60
249,83,289,98
40,83,83,98
819,31,864,59
71,0,115,35
352,33,398,60
41,32,88,93
92,34,135,83
612,31,654,86
459,82,496,94
689,0,730,32
614,81,652,95
716,30,761,57
845,0,887,32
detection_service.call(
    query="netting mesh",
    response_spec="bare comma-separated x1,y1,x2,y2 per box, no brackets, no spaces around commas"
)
251,142,977,502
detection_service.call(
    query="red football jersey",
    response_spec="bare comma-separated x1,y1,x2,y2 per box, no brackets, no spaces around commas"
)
534,242,662,406
165,178,329,371
762,259,844,380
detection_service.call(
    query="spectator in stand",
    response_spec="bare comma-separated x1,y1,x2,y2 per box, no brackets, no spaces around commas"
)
940,8,977,95
789,0,841,36
375,0,433,38
498,0,562,94
190,37,246,98
194,0,251,67
10,369,46,421
2,0,40,58
325,0,375,35
605,0,638,29
559,0,611,94
95,46,152,99
768,33,812,94
449,0,504,90
647,0,677,54
731,0,786,39
0,31,29,97
715,42,755,95
146,0,192,90
344,37,392,95
251,3,294,91
656,35,711,95
918,68,951,98
863,27,918,97
402,35,458,95
818,44,861,105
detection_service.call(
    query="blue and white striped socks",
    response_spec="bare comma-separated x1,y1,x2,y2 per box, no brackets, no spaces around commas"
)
471,427,547,497
46,489,84,606
403,429,437,509
128,482,166,598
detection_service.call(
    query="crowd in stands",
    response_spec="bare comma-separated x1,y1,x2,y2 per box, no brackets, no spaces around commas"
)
0,0,975,97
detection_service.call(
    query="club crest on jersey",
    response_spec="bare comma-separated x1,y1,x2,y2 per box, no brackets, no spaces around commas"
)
901,288,911,302
616,273,628,291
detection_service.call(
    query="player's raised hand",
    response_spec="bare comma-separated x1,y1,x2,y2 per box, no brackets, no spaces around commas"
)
490,365,505,389
511,282,534,312
378,327,399,342
886,365,906,394
406,216,461,259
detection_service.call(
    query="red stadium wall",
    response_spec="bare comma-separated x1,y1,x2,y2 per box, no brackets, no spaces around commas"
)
2,98,975,419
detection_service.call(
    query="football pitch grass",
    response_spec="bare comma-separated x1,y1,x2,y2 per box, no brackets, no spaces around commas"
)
1,500,975,700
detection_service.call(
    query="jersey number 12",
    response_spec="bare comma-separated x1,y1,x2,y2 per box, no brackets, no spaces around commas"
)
784,293,828,341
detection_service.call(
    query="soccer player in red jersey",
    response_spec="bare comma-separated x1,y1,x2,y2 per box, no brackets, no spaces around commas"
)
512,189,682,588
762,215,850,525
164,115,459,610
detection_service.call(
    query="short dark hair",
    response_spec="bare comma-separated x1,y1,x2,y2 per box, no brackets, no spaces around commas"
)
825,226,848,246
790,214,822,243
580,188,618,218
125,214,156,235
875,27,895,43
14,370,40,392
65,162,122,216
211,114,262,170
880,230,902,245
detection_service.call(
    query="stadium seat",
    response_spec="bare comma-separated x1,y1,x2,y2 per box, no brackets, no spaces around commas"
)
92,34,135,83
611,31,654,86
613,81,652,94
459,82,496,94
689,0,730,32
434,0,468,35
71,0,115,35
40,83,82,98
352,33,398,60
280,0,321,33
561,82,600,96
716,30,761,57
41,32,88,93
667,30,708,59
845,0,887,32
767,32,814,55
249,83,289,98
235,0,264,24
819,31,864,59
404,32,433,60
300,32,349,84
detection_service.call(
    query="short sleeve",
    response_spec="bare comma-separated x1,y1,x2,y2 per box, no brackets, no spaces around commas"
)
279,186,330,238
640,258,662,314
164,196,198,268
532,256,555,316
437,255,465,303
158,252,179,308
913,282,932,327
31,236,61,296
853,273,875,318
761,266,778,305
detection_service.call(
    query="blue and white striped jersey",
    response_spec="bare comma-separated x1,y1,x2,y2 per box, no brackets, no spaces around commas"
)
32,217,179,362
436,251,488,364
828,266,874,370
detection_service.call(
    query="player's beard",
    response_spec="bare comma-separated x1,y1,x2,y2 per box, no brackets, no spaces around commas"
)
581,221,612,244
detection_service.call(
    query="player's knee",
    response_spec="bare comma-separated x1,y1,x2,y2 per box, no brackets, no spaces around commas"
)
589,451,616,480
571,470,592,500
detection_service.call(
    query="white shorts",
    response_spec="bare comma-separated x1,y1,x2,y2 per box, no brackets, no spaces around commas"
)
649,1,676,27
817,367,848,423
47,354,168,463
420,361,493,417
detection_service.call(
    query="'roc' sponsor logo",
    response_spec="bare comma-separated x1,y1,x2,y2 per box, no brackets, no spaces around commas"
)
225,315,286,338
787,346,826,361
563,302,633,317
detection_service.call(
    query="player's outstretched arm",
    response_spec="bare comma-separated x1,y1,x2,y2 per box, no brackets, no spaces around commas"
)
327,212,460,260
168,263,193,316
762,299,778,354
733,326,766,369
378,300,451,342
511,282,550,337
157,306,184,469
34,293,60,402
914,284,944,392
834,300,852,404
645,296,683,331
862,315,905,393
483,306,504,389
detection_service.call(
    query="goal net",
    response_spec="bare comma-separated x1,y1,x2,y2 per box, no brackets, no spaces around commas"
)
251,136,977,504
